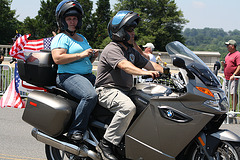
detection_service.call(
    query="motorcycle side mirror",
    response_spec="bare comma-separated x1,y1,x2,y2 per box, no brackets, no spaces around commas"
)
173,56,195,79
214,61,221,71
213,61,221,76
173,57,186,69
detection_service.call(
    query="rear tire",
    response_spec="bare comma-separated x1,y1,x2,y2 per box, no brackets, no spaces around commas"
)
45,144,90,160
188,141,240,160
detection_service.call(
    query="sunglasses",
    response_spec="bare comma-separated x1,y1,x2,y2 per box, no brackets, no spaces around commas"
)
125,27,135,32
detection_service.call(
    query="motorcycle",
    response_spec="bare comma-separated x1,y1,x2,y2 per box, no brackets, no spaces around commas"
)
18,41,240,160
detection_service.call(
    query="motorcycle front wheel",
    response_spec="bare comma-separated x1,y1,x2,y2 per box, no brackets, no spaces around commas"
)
189,141,240,160
45,144,90,160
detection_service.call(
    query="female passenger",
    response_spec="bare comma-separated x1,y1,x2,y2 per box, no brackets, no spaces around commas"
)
51,0,98,142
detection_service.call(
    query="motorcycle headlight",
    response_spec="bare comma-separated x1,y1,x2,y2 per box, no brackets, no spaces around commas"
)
204,91,229,111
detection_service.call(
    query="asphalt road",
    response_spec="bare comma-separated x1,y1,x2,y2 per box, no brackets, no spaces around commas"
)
0,107,46,160
0,107,240,160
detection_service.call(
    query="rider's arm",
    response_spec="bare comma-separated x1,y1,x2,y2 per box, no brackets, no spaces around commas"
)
133,41,150,60
144,61,164,73
117,59,159,78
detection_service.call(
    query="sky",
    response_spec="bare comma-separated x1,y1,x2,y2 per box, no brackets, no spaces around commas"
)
11,0,240,32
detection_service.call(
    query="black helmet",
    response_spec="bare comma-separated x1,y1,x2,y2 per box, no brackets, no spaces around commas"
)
108,10,140,42
56,0,84,31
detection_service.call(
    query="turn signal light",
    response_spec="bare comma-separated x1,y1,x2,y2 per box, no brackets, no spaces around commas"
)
196,86,214,97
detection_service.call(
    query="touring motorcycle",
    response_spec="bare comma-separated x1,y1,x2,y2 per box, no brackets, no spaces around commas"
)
18,41,240,160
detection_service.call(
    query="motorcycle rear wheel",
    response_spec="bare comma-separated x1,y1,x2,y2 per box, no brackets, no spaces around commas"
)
45,144,90,160
189,141,240,160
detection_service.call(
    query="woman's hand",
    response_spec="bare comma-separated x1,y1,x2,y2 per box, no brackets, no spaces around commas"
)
81,49,95,58
92,49,99,58
90,49,99,63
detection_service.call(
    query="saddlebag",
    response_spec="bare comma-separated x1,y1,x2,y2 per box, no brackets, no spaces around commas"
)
17,50,57,86
22,91,78,137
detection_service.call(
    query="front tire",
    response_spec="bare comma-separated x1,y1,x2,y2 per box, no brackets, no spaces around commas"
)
45,144,90,160
189,141,240,160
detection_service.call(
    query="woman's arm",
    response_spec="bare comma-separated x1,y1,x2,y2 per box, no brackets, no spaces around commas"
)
52,48,94,64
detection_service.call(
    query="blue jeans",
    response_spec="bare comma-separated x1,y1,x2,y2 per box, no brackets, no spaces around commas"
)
56,73,97,135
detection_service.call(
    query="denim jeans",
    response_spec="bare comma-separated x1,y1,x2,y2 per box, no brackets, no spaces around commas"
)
56,73,97,135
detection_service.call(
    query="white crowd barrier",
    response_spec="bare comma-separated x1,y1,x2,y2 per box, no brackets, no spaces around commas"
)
218,75,240,124
0,64,29,98
0,64,14,96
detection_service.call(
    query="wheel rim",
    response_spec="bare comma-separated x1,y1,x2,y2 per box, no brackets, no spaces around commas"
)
192,141,239,160
48,145,65,160
191,145,206,160
217,141,239,160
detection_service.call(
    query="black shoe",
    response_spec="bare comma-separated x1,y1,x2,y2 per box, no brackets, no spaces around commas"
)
96,139,118,160
67,131,83,142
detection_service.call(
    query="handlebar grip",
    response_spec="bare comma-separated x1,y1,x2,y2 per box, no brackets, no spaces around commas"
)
142,72,162,79
142,75,152,79
142,69,170,80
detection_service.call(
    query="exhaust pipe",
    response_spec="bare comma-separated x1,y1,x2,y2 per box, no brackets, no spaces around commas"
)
31,128,100,160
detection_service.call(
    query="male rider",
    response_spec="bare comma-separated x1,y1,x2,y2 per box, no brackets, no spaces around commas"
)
95,10,163,160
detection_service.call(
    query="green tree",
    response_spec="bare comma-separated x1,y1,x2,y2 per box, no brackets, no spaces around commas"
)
0,0,19,44
18,17,38,39
93,0,111,49
78,0,95,45
113,0,188,51
182,28,240,61
36,0,61,38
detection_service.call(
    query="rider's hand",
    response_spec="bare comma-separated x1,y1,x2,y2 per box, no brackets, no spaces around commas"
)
146,71,160,79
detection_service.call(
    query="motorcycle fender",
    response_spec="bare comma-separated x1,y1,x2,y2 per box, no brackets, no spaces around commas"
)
210,129,240,142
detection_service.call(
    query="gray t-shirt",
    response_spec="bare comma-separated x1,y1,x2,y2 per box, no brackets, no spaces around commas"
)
95,42,148,91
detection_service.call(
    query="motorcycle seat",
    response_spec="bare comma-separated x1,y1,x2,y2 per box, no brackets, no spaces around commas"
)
47,86,80,102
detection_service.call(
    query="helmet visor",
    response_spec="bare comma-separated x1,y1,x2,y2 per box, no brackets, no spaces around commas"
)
112,10,131,25
64,9,81,17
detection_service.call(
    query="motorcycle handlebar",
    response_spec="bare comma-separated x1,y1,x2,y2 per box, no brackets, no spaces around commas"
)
142,67,170,79
142,74,155,79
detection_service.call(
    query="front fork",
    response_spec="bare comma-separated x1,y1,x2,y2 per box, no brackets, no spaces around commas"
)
196,132,215,160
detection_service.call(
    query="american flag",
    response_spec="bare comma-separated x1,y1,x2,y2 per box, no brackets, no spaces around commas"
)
24,37,54,51
0,63,25,108
9,34,30,61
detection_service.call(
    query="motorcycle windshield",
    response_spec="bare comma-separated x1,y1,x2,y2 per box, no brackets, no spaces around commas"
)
166,41,220,87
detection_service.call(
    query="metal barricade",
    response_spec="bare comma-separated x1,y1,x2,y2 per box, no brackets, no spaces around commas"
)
218,75,240,124
227,76,240,122
0,64,14,96
217,75,227,93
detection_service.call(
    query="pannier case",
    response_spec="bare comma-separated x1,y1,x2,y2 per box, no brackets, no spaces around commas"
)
17,50,57,86
22,91,78,137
